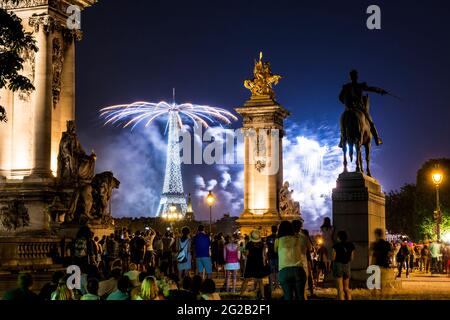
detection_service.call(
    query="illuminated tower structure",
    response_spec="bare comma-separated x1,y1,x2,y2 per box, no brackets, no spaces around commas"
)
185,193,195,221
155,111,188,216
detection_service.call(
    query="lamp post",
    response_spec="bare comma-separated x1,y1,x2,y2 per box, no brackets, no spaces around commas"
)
162,203,183,232
432,168,444,241
206,191,215,234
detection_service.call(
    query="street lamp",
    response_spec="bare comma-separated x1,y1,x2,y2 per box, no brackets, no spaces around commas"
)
162,203,183,231
206,191,215,234
432,168,444,241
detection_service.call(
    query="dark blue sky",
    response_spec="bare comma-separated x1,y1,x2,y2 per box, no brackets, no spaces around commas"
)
75,0,450,219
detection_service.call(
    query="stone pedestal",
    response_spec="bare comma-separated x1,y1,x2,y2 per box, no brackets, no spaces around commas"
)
332,172,385,284
235,96,291,236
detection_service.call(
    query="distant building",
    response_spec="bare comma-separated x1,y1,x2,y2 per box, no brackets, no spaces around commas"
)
214,213,239,235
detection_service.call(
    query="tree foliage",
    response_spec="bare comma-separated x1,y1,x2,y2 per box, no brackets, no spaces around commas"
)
0,0,37,122
386,158,450,241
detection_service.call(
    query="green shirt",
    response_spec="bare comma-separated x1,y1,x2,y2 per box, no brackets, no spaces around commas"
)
275,235,308,271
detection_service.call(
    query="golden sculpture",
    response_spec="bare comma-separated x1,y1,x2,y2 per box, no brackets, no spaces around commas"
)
244,52,282,99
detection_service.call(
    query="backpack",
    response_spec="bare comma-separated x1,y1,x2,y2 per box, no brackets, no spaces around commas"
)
177,239,189,264
74,237,88,258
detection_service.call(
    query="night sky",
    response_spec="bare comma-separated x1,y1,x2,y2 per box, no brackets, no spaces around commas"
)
74,0,450,226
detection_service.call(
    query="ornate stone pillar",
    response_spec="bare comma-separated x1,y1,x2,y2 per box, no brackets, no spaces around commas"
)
27,15,56,179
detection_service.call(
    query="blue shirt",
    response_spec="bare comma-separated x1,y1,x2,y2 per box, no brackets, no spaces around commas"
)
193,232,210,258
107,290,129,300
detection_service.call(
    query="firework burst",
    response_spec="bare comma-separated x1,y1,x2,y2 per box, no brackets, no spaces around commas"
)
100,98,238,130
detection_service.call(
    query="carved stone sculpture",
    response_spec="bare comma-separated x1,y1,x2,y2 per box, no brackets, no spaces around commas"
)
57,120,96,183
65,171,120,225
279,181,301,217
1,200,30,231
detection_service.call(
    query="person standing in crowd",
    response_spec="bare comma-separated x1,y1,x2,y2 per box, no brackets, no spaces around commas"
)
223,234,241,293
3,273,39,301
239,237,247,278
119,232,131,272
332,230,355,300
177,227,192,280
193,225,213,280
240,229,266,300
396,239,411,278
153,231,164,268
292,220,312,299
275,221,307,300
73,226,91,270
162,231,175,275
430,239,443,274
105,233,119,272
130,231,146,271
211,235,219,274
266,225,279,293
217,233,226,279
302,229,316,298
144,227,156,268
421,243,430,273
414,245,421,272
320,217,335,275
316,240,328,286
371,228,393,298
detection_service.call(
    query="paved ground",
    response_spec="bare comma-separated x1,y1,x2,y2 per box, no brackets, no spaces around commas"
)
1,270,449,300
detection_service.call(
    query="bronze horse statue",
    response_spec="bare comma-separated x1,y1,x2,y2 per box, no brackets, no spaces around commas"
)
340,96,373,176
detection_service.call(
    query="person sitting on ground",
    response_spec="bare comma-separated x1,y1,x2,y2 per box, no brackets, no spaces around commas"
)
3,273,40,301
51,275,74,300
124,263,140,287
200,278,221,300
107,276,130,300
191,274,203,300
39,270,65,301
137,276,163,300
98,267,121,298
167,276,195,301
81,278,101,300
130,272,149,300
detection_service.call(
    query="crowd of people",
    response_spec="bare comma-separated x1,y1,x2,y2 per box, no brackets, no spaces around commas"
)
2,219,449,301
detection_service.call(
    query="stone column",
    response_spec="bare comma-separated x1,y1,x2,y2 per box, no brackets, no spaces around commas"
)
28,16,54,179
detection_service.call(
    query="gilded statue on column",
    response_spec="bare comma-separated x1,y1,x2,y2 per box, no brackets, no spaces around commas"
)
244,52,282,99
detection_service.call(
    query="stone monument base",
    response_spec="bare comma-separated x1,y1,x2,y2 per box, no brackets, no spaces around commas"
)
332,172,386,284
238,212,301,237
58,223,115,240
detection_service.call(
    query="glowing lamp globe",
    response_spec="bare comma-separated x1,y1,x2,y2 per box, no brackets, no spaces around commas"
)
432,171,443,185
206,191,215,206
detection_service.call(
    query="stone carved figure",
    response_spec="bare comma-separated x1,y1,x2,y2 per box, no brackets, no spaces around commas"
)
278,181,302,218
65,171,119,225
52,38,64,108
0,200,30,231
57,120,96,183
339,70,388,177
91,171,120,221
244,52,281,99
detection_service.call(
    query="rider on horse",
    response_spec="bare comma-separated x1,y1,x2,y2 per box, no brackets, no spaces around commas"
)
339,70,388,147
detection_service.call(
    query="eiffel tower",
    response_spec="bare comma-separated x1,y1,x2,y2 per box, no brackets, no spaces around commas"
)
156,110,187,216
